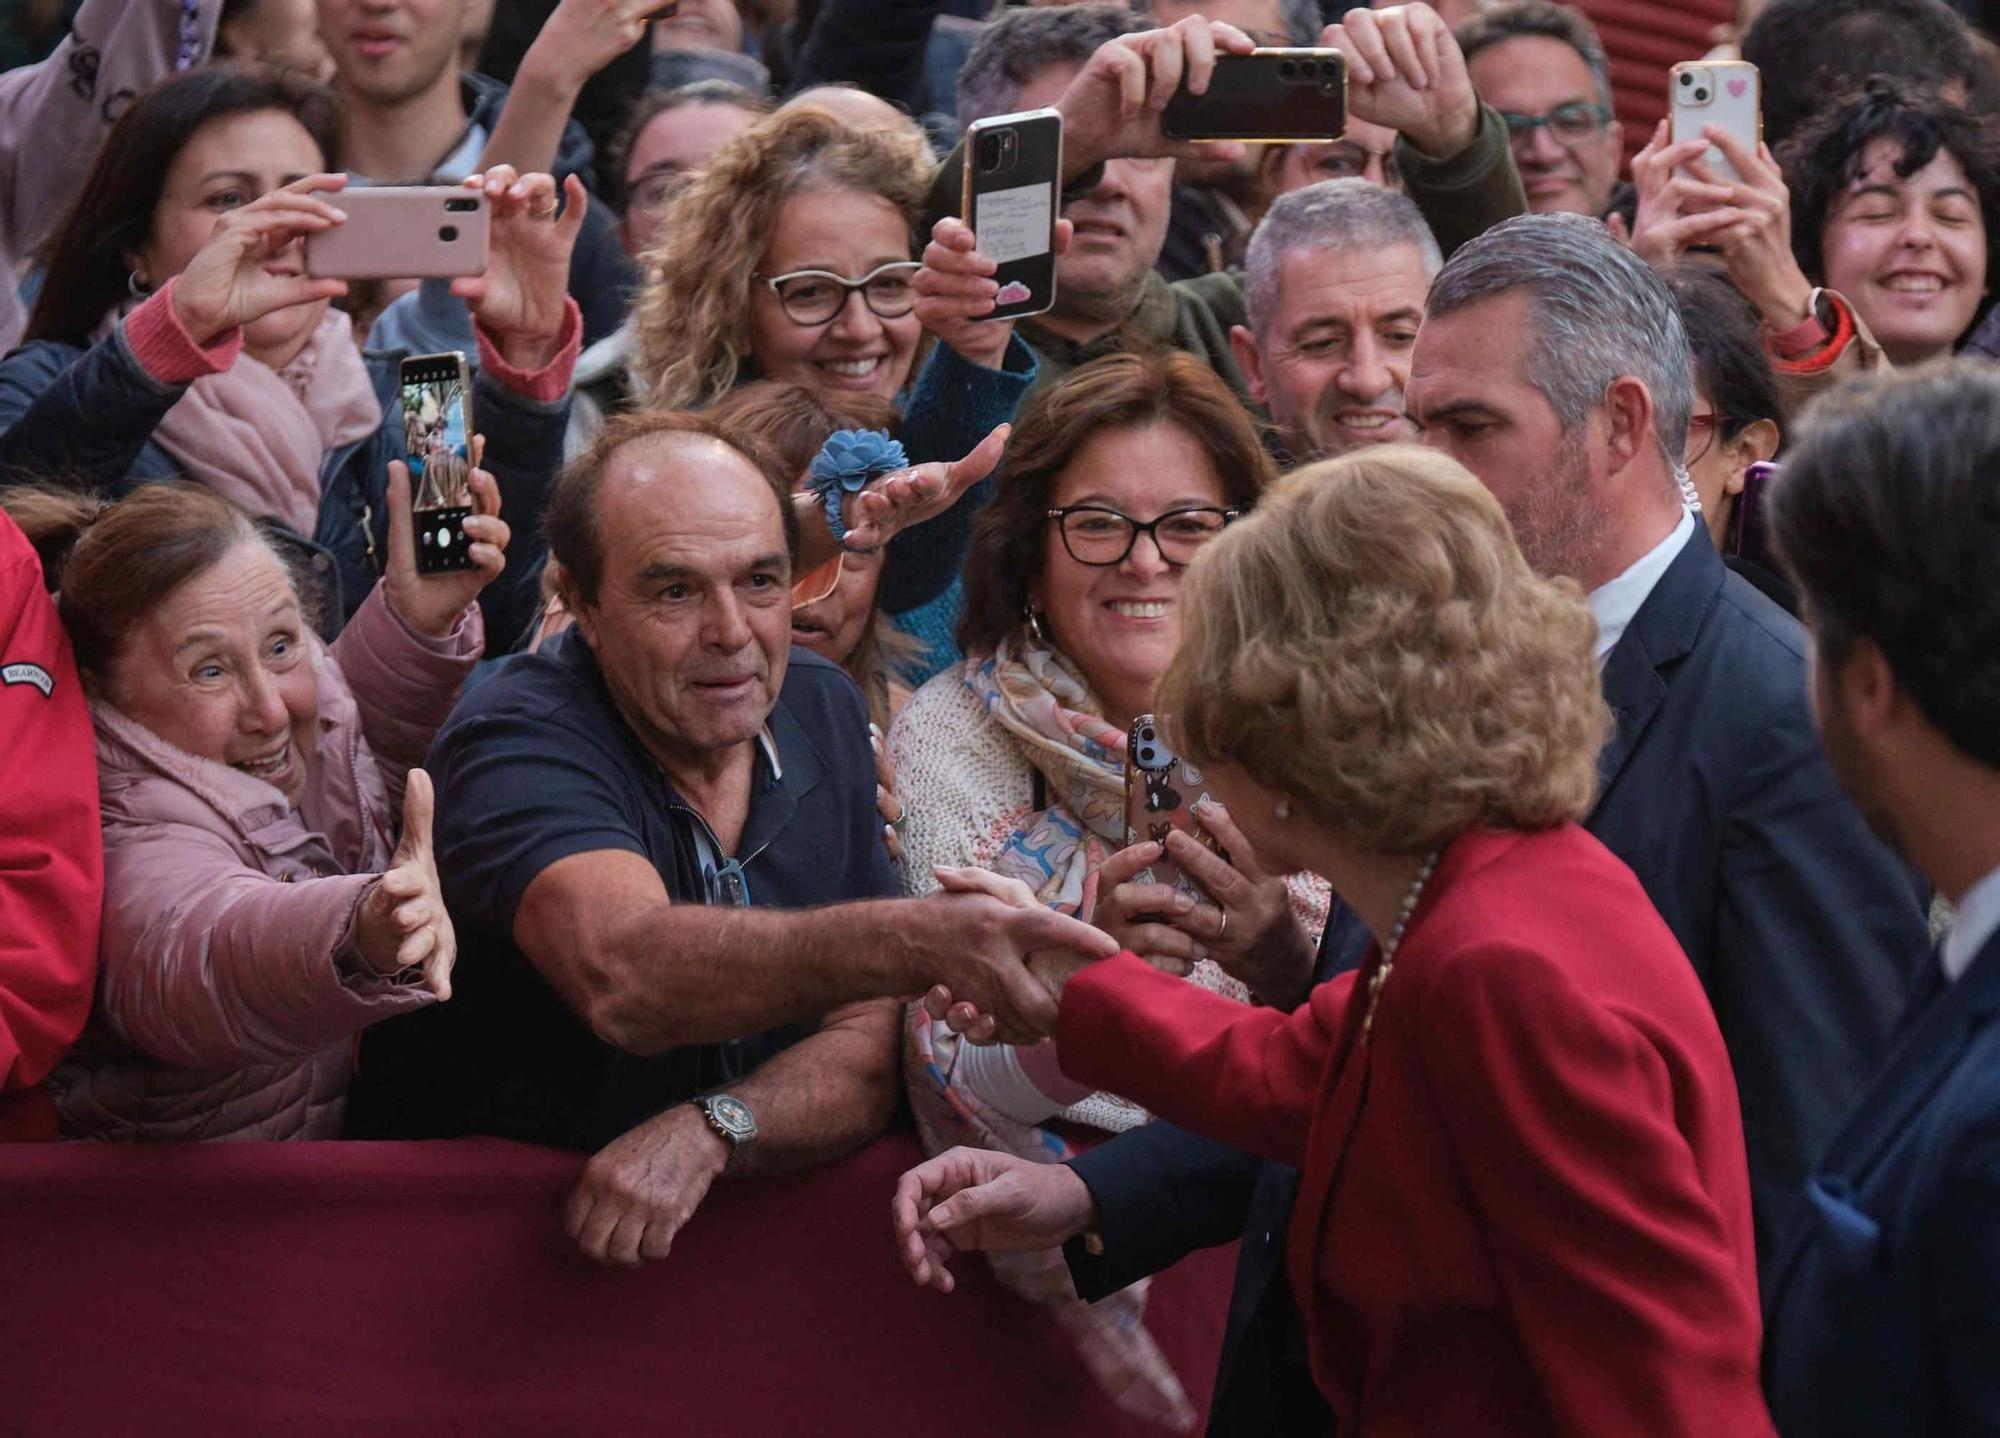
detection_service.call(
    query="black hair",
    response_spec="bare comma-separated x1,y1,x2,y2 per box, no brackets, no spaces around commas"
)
1669,268,1785,444
1778,77,2000,348
1744,0,1991,151
1771,362,2000,768
25,66,341,347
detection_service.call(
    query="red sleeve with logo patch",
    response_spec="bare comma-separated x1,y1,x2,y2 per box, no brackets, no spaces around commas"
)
0,511,101,1140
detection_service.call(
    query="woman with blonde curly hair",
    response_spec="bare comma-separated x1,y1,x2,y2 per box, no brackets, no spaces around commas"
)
896,446,1776,1437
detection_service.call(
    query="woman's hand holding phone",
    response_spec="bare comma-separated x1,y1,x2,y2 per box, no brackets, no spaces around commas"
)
169,174,351,346
915,216,1073,370
384,432,510,638
452,166,588,371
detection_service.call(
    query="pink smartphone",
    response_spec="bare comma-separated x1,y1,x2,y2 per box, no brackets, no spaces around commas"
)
303,186,490,280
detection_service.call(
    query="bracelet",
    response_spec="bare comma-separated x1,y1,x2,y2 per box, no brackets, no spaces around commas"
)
1767,288,1832,360
808,429,907,554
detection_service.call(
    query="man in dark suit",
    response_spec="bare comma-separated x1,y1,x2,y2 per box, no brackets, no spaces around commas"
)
896,210,1929,1435
1758,364,2000,1435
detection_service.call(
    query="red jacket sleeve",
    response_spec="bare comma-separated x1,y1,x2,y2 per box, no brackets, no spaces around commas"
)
0,513,101,1138
1055,952,1352,1167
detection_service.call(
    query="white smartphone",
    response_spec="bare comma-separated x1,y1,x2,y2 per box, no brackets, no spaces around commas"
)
1669,61,1761,184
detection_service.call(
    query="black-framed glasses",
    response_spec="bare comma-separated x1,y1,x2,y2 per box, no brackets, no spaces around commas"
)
1499,102,1614,146
1047,505,1240,567
756,261,923,326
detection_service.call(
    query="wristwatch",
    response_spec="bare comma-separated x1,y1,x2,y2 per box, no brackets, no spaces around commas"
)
691,1093,758,1163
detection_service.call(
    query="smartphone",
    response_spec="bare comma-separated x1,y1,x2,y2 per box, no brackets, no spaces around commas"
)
961,108,1062,322
1124,714,1224,910
1669,61,1761,184
398,352,475,575
1161,49,1347,144
304,186,490,280
1735,459,1778,566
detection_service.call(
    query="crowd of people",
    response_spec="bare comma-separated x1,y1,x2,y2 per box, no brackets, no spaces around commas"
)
1,0,1997,1432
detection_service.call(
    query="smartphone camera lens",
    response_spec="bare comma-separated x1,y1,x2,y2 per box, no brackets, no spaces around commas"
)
444,196,479,213
439,225,458,243
1679,71,1694,86
1279,59,1297,79
1694,88,1709,102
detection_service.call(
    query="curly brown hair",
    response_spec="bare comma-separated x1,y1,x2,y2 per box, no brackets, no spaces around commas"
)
957,351,1277,658
629,106,933,411
1156,445,1611,854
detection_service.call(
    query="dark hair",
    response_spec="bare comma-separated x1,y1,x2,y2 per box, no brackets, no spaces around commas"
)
956,3,1145,129
1669,268,1785,444
1770,362,2000,768
604,79,771,213
25,66,341,347
1744,0,1989,151
958,351,1276,659
0,481,274,677
1455,0,1612,108
1779,77,2000,345
705,380,897,478
545,410,799,607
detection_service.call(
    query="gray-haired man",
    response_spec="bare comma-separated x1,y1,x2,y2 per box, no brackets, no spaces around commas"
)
1227,179,1442,463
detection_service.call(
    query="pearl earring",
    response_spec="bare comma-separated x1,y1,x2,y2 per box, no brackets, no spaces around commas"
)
1274,799,1291,820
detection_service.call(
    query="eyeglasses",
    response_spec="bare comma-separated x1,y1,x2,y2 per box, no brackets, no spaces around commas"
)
1684,411,1720,466
700,854,751,908
626,166,692,216
756,261,923,326
1047,505,1240,567
1498,102,1614,146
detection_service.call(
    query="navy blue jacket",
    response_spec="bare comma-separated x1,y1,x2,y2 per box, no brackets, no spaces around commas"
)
1068,529,1929,1435
0,319,569,653
1763,926,2000,1435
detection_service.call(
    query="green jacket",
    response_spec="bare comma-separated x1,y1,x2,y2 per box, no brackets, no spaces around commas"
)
926,104,1526,398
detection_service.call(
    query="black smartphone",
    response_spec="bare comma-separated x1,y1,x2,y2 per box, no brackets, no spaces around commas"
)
398,352,475,575
1736,460,1778,566
1162,49,1347,143
961,107,1063,322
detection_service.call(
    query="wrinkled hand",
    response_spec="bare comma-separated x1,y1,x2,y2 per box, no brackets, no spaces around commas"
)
169,175,350,346
1054,16,1255,177
527,0,680,90
840,424,1010,551
566,1103,730,1268
914,215,1074,370
891,1147,1098,1293
1322,4,1478,157
383,434,509,639
913,866,1121,1046
452,167,587,370
872,723,904,866
354,770,455,999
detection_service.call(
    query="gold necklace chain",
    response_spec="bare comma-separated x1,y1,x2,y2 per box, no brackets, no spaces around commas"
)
1360,849,1443,1041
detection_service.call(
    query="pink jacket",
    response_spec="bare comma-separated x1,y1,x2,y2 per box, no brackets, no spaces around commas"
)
0,1,221,350
51,585,481,1141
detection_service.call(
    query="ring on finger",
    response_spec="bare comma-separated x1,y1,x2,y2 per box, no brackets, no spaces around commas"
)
1216,907,1229,944
889,802,910,833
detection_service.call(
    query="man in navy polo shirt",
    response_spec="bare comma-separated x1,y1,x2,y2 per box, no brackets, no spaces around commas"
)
347,410,1114,1268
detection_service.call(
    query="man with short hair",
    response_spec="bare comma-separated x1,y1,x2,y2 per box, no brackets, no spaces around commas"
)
1229,179,1440,463
1457,0,1620,217
1758,362,2000,1437
933,5,1524,393
347,411,1115,1266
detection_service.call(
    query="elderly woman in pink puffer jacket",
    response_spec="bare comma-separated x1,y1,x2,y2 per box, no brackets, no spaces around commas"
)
3,458,506,1140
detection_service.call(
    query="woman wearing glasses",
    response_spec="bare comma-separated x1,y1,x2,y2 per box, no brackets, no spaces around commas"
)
886,351,1328,1427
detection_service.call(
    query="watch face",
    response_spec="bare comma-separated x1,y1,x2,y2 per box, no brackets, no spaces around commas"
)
707,1095,757,1141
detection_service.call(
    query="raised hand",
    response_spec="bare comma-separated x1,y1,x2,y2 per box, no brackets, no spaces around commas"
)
566,1101,729,1268
1053,16,1255,179
913,216,1074,370
168,175,351,346
354,768,456,1000
891,1147,1099,1293
383,433,510,639
527,0,681,90
1321,4,1479,157
452,167,587,370
840,423,1010,551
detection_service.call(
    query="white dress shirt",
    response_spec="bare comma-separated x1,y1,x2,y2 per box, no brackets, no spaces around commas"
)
1588,508,1698,668
1943,863,2000,983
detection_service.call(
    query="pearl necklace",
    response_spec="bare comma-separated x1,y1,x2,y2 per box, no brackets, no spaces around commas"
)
1360,849,1442,1041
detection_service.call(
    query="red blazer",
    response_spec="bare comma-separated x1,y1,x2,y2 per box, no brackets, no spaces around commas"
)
1058,824,1774,1437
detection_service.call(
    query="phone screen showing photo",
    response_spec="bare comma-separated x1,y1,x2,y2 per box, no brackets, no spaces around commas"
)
399,354,473,574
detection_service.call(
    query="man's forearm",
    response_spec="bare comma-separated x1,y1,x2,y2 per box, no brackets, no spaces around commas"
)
724,1000,901,1178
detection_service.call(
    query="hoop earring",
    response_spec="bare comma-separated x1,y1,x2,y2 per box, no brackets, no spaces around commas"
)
1023,604,1047,643
128,270,151,300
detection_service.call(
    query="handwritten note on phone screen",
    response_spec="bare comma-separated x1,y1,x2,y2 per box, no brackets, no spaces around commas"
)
976,182,1053,265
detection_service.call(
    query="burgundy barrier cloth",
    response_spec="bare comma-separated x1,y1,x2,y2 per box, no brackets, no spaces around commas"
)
0,1133,1235,1437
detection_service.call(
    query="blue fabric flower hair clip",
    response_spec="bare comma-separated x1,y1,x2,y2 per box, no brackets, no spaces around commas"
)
809,429,908,551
